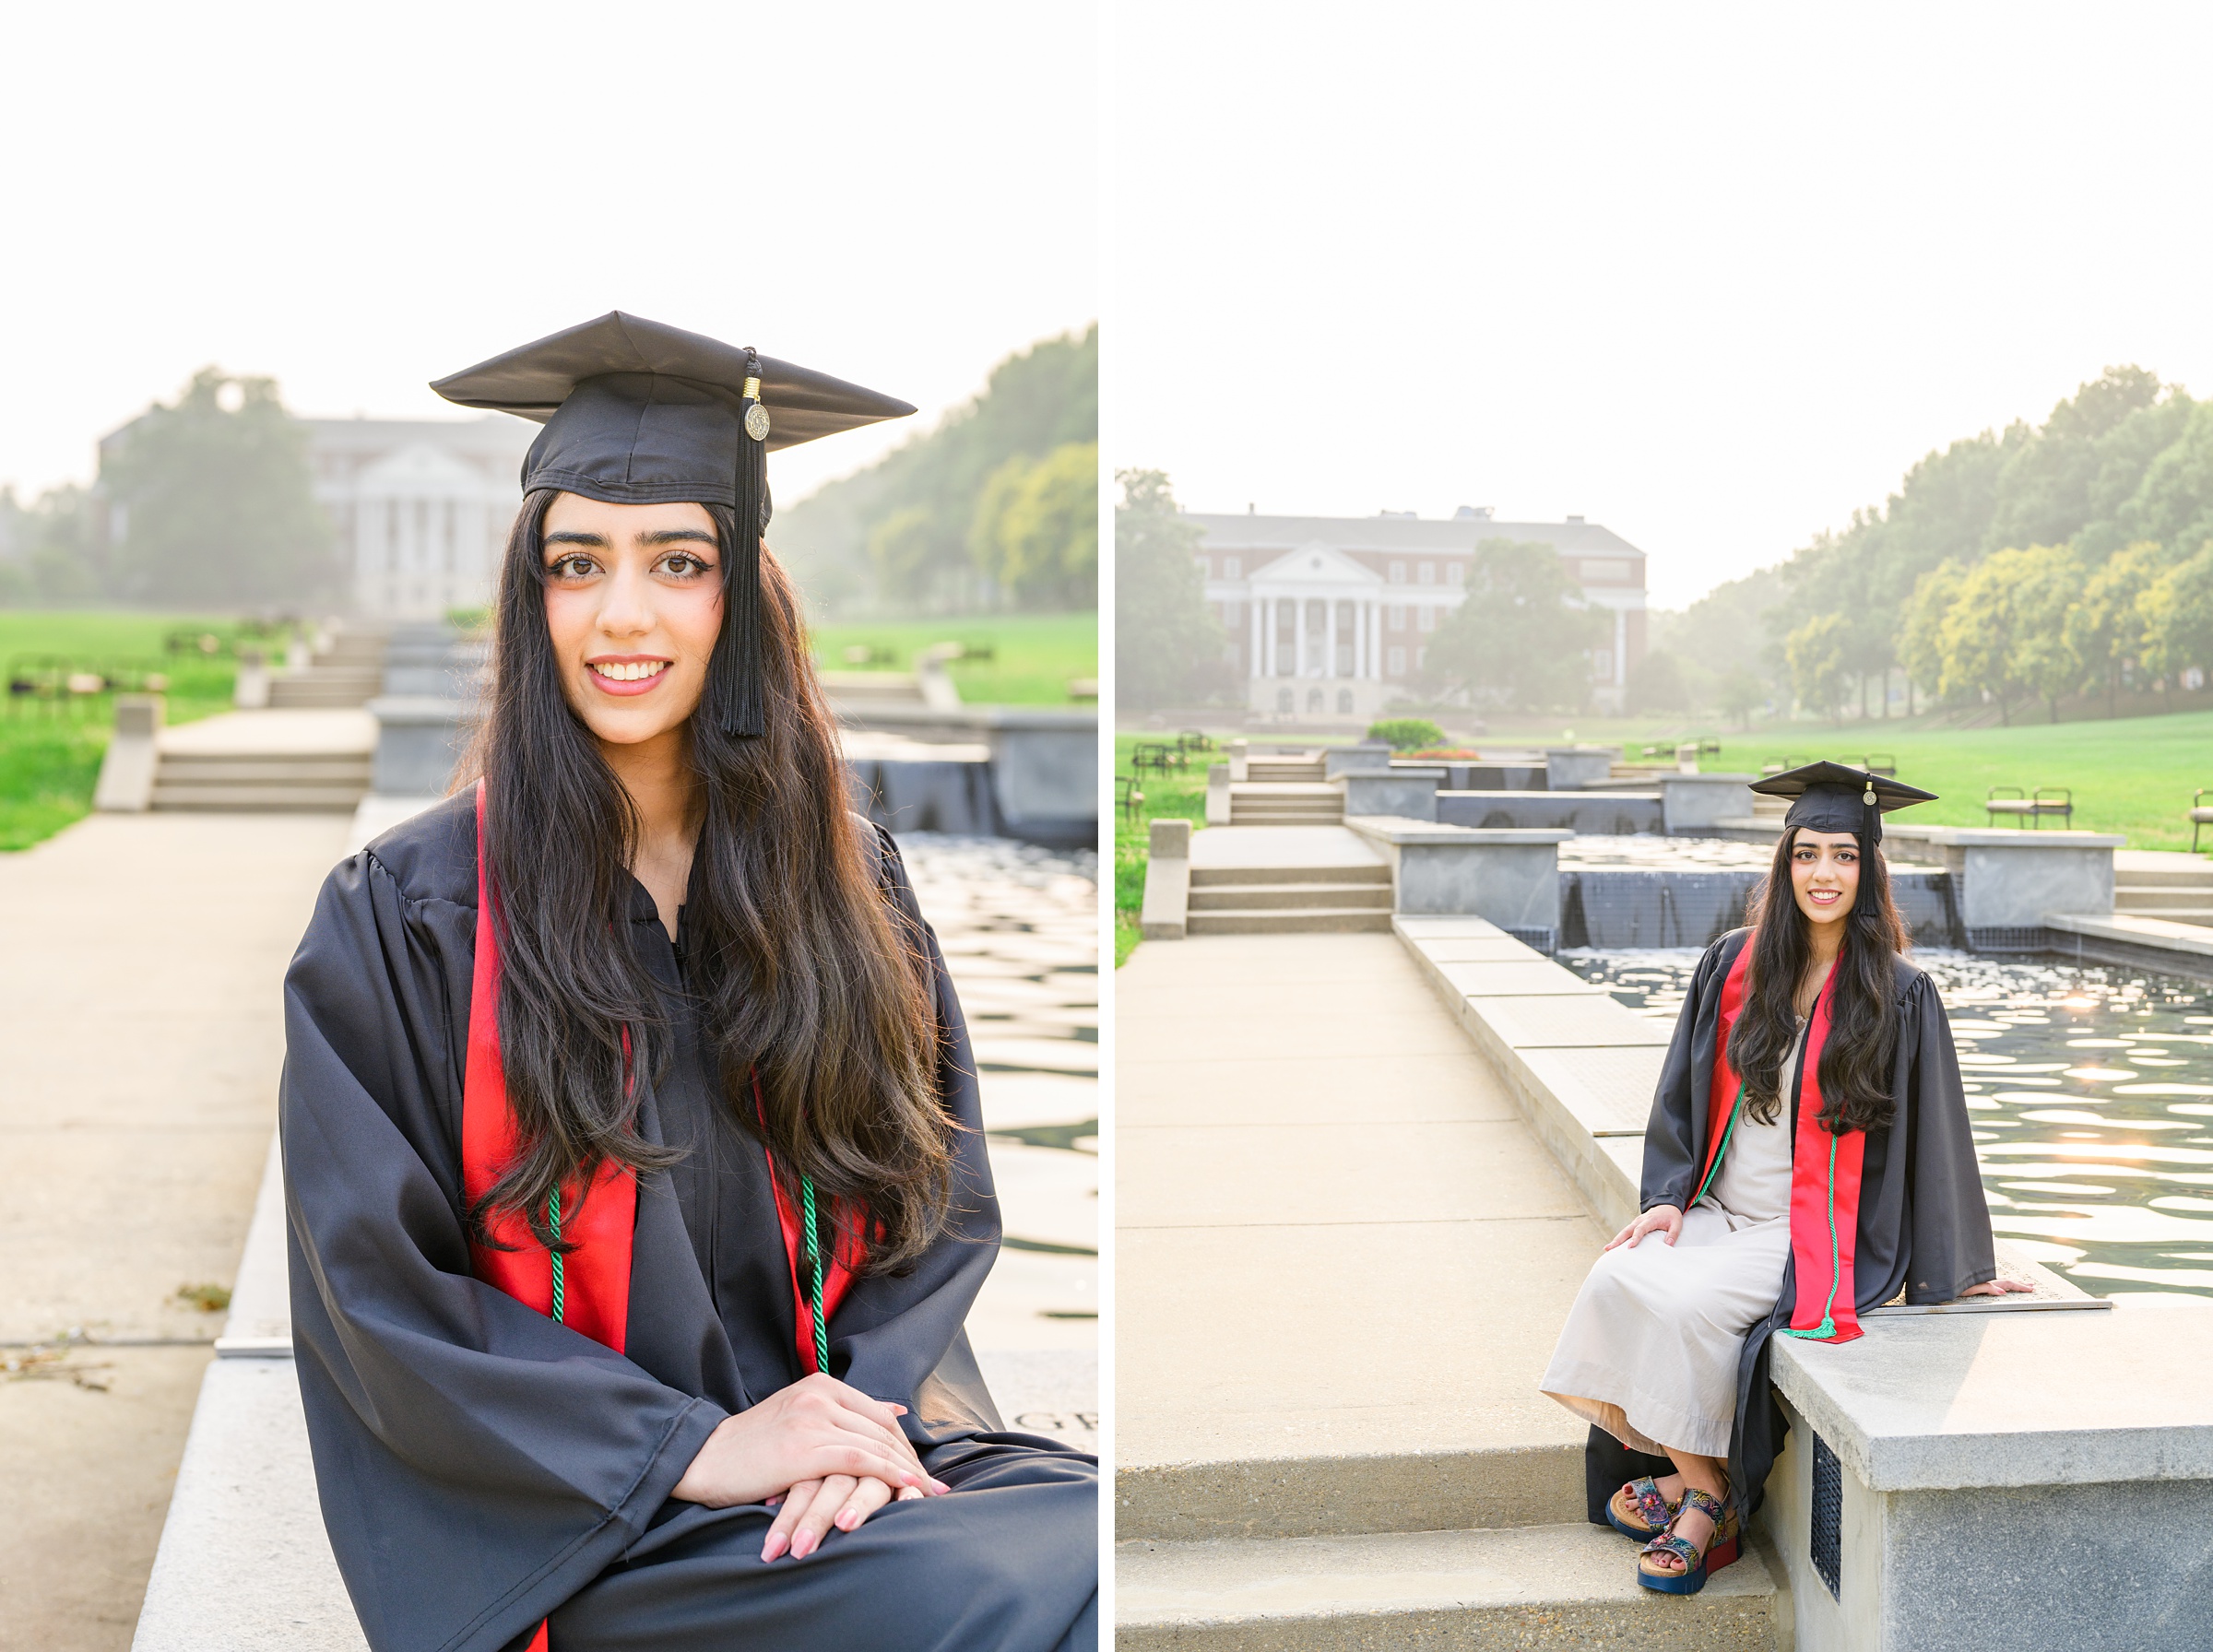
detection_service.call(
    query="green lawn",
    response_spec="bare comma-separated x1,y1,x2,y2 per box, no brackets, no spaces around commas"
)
0,609,256,851
1114,733,1214,966
1509,711,2213,852
811,612,1095,706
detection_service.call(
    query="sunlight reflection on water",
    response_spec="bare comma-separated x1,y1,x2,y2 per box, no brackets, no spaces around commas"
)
1562,948,2213,1299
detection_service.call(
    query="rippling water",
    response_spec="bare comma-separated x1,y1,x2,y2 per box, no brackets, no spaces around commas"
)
1562,949,2213,1300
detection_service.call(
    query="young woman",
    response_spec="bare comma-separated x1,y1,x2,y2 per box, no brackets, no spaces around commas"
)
281,314,1096,1651
1538,763,2024,1595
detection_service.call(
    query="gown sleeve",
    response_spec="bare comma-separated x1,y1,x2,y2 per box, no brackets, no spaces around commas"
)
1639,933,1737,1214
281,849,724,1652
1900,972,1997,1303
829,828,1008,1437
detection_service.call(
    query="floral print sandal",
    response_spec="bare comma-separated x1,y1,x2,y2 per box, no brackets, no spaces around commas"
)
1605,1476,1679,1540
1637,1488,1741,1595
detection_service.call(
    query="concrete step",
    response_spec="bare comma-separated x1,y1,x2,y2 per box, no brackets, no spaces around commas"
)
1190,864,1391,887
1189,881,1392,912
1249,763,1326,782
2117,886,2213,910
1227,815,1347,828
158,759,373,784
151,785,366,811
2115,866,2213,888
1186,907,1393,934
270,680,380,708
1116,1522,1782,1650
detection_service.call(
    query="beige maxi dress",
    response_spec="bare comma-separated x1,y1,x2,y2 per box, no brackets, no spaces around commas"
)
1538,1024,1806,1459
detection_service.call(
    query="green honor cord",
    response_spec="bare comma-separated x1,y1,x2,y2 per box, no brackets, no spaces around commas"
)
549,1186,565,1323
1778,1133,1844,1340
801,1176,829,1373
1691,1081,1745,1206
546,1177,826,1363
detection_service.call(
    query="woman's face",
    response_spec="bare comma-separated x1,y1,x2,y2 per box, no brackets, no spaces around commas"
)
1790,828,1861,930
539,491,724,748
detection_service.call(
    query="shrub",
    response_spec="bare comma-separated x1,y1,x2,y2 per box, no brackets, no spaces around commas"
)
1367,717,1445,751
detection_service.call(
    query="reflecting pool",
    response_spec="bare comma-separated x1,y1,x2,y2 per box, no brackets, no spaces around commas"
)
1563,949,2213,1300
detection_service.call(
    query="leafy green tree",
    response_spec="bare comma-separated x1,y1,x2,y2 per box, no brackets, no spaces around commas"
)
2115,399,2213,561
775,325,1096,614
1899,560,1966,710
2138,548,2213,690
866,505,936,602
967,441,1097,610
2010,544,2088,722
1983,367,2165,553
1115,469,1227,710
2065,541,2172,715
1367,717,1444,750
0,484,101,605
101,368,332,605
1786,612,1853,719
1938,547,2048,725
1715,667,1769,729
1422,538,1605,712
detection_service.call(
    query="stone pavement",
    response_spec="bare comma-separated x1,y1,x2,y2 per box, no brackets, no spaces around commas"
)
1115,929,1782,1644
0,812,352,1652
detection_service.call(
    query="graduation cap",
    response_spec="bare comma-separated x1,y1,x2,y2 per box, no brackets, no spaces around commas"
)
431,312,916,737
1750,761,1936,845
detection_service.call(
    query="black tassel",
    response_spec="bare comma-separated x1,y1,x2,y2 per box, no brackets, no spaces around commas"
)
716,349,770,739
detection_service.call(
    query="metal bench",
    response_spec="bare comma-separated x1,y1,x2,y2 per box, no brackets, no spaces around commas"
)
1986,786,2072,828
1856,753,1897,777
1117,774,1145,823
2190,788,2213,854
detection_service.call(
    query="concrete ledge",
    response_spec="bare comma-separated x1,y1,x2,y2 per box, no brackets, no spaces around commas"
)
1437,789,1663,835
1142,819,1192,939
94,695,163,811
1770,1300,2213,1496
2047,909,2213,960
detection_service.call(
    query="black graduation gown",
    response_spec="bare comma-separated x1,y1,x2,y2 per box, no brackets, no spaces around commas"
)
1582,926,1994,1523
280,793,1096,1651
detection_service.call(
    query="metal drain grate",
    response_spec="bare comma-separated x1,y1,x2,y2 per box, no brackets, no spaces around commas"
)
1503,926,1557,954
1810,1431,1841,1599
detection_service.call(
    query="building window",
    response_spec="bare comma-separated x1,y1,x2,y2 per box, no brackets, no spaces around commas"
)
1225,556,1241,579
1415,646,1427,670
1593,650,1614,680
1388,604,1407,631
1275,600,1296,676
1306,688,1324,714
1417,561,1435,585
1446,562,1464,586
1336,688,1354,714
1417,606,1436,632
1388,560,1406,584
1276,687,1294,712
1388,645,1406,677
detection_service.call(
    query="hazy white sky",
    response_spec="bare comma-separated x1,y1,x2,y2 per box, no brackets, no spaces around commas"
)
1109,3,2213,609
0,2,1095,510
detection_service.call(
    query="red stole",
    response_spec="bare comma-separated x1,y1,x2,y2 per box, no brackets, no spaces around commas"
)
458,785,864,1650
1694,937,1867,1345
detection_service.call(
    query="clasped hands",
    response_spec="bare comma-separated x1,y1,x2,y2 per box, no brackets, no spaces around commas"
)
1604,1202,2033,1298
671,1372,950,1562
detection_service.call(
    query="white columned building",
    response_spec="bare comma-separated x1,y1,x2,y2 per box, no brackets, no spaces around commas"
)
1192,506,1650,721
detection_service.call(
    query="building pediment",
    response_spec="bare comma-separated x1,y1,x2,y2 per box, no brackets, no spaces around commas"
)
1248,541,1384,589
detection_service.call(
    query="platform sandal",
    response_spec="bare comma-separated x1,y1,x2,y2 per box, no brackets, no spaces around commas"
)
1636,1488,1740,1596
1605,1476,1680,1541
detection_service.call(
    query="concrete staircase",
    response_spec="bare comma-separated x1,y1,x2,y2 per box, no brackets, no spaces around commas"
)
1185,861,1391,933
151,749,373,812
1247,752,1326,783
2115,857,2213,926
1227,783,1343,826
269,630,387,709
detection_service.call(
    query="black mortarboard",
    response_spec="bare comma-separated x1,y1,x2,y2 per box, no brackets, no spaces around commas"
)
430,312,915,737
1750,761,1937,845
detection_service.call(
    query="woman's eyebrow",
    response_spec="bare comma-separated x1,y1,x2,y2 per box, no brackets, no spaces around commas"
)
544,530,609,548
640,528,717,547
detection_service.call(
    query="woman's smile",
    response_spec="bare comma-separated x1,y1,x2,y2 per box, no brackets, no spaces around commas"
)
588,655,674,695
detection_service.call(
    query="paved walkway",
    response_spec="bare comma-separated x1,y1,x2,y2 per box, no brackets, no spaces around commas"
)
1117,929,1602,1500
0,812,351,1652
1188,823,1386,872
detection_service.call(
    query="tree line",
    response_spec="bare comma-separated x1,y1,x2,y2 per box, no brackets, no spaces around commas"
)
1641,366,2213,724
0,368,332,608
773,326,1097,615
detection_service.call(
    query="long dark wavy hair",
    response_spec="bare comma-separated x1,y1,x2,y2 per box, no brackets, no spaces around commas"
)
465,488,954,1271
1729,825,1908,1134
